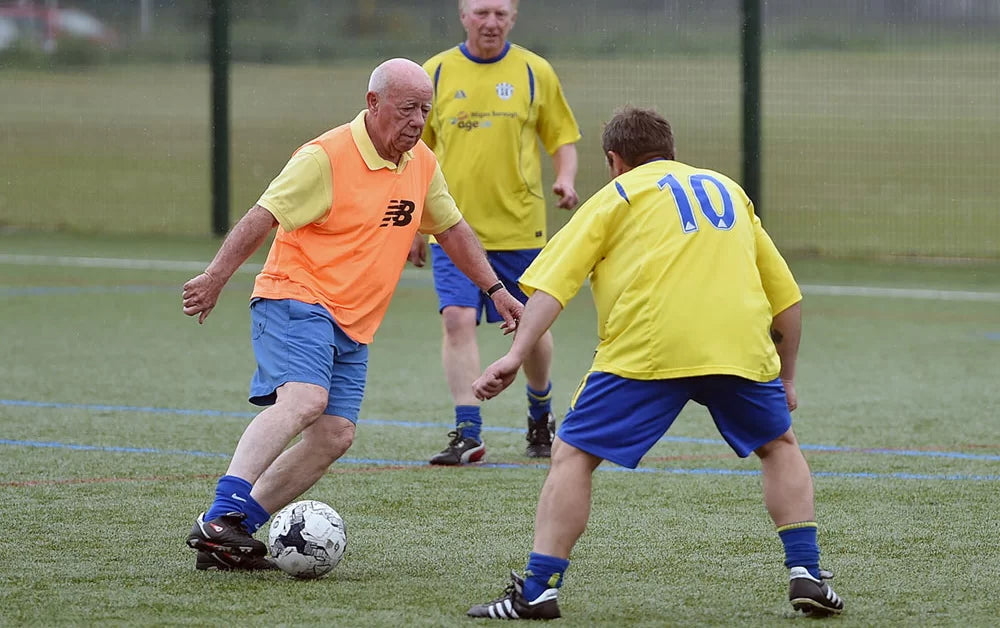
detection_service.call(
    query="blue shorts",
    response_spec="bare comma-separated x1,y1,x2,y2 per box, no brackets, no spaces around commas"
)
558,372,793,468
430,243,538,324
248,298,368,422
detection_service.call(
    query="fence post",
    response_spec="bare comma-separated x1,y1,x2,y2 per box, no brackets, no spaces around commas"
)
210,0,230,236
741,0,762,214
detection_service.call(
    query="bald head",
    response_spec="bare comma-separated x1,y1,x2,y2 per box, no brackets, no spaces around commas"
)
364,58,434,165
368,58,431,98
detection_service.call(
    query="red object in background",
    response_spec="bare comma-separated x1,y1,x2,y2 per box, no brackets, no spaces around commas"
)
0,2,117,51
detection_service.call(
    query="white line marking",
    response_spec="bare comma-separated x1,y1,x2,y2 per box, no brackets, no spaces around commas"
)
1,254,998,302
799,284,1000,302
0,254,261,273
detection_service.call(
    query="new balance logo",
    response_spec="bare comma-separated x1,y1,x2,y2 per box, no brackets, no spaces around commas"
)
381,199,416,227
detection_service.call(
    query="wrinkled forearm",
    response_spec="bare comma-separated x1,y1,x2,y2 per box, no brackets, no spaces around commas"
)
205,204,278,283
434,219,501,291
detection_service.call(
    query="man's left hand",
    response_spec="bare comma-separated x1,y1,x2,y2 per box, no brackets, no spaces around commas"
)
553,180,579,210
407,234,427,267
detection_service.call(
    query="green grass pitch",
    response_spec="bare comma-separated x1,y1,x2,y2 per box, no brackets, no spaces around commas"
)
2,232,999,625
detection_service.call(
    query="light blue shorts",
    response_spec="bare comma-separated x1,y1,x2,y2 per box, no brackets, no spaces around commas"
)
248,298,368,422
430,243,538,324
558,372,792,468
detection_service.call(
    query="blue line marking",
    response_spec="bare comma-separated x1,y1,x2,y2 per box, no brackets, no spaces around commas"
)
0,399,256,419
0,438,229,459
2,438,996,482
0,285,170,297
3,398,1000,462
5,398,1000,461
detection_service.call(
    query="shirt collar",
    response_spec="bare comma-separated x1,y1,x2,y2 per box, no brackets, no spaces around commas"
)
349,110,413,172
459,40,511,64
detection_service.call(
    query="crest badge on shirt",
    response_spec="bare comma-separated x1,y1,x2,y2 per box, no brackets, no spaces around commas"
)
495,82,514,100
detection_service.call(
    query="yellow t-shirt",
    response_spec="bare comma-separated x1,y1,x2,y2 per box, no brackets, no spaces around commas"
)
258,113,462,236
519,159,801,381
423,42,581,249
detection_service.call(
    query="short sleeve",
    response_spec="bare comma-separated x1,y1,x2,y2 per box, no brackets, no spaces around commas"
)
256,144,332,231
421,59,440,150
419,162,463,235
519,186,617,306
750,201,802,315
534,59,581,155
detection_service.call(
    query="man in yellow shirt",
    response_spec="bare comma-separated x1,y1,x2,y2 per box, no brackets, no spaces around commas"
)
414,0,582,465
180,58,522,572
467,107,845,619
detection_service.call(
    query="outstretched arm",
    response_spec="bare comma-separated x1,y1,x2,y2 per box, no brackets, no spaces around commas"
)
473,290,563,400
181,204,278,323
434,219,524,332
770,302,802,411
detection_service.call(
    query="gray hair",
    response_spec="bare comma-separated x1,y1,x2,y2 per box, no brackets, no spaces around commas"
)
459,0,519,11
368,63,390,95
368,58,426,96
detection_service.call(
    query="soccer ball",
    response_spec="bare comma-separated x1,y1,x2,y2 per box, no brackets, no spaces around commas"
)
268,500,347,579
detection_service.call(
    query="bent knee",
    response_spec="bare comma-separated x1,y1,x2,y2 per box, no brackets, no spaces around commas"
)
276,383,330,422
329,426,355,454
307,417,355,459
551,438,602,470
755,428,799,458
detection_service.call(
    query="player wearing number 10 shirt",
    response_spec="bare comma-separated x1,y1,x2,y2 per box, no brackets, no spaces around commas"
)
528,144,800,385
467,107,844,619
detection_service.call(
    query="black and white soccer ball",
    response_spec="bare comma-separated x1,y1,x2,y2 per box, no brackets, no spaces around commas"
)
268,500,347,579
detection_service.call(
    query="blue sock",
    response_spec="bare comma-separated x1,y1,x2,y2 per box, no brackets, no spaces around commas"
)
241,494,271,533
456,405,482,442
205,475,271,533
778,522,820,579
523,552,569,602
526,383,552,422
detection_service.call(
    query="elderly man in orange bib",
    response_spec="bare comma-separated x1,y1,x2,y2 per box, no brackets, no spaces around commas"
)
179,58,522,571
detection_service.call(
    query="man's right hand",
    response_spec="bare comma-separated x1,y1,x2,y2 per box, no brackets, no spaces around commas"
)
473,353,522,400
182,271,224,324
490,289,524,335
782,378,797,412
552,179,579,210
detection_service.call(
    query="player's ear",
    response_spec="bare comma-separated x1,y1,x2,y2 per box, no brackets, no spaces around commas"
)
366,91,379,114
607,151,629,177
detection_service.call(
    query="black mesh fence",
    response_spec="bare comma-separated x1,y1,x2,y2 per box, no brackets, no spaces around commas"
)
1,0,997,258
